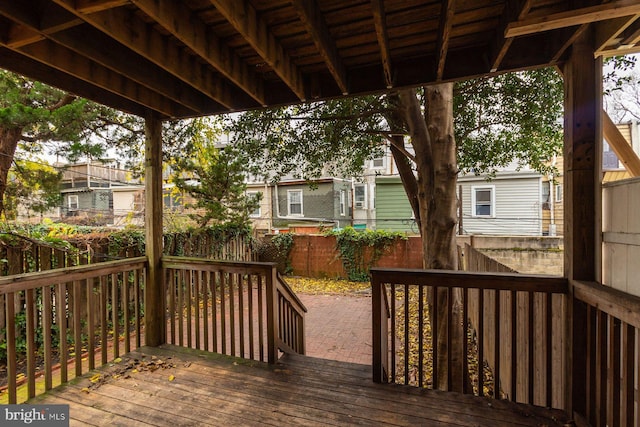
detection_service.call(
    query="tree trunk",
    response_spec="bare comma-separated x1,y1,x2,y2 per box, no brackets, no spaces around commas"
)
0,127,23,215
395,84,463,392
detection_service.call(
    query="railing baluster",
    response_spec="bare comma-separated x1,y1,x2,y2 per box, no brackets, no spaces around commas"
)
510,289,517,402
100,276,108,365
111,273,119,359
26,288,36,399
390,284,396,384
230,273,236,356
404,283,410,385
545,291,552,408
178,269,184,347
596,310,607,427
494,289,500,399
123,271,130,354
418,285,424,388
238,273,245,358
258,274,264,362
221,272,227,355
528,290,534,404
87,278,96,371
621,323,634,427
446,287,452,391
203,271,209,352
6,291,16,404
608,318,621,427
478,288,484,397
586,304,596,425
186,269,192,348
134,268,141,349
432,285,438,389
248,274,254,359
43,285,53,391
194,270,200,350
462,287,469,393
213,271,219,354
73,279,82,378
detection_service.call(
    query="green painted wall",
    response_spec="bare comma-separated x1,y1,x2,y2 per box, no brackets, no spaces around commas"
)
374,177,416,233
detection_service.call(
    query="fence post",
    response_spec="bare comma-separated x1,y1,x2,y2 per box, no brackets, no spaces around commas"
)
372,271,388,383
265,266,279,363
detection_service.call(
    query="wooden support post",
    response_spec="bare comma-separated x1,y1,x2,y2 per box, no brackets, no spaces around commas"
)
562,28,602,417
144,112,165,347
265,267,279,364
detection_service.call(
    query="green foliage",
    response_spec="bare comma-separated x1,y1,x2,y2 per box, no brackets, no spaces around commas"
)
270,232,295,274
327,227,406,281
4,159,62,219
172,123,260,227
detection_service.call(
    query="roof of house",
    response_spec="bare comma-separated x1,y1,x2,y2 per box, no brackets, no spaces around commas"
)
1,1,639,119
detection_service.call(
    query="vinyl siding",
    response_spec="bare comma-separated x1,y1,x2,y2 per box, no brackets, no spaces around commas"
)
375,177,415,233
460,174,542,236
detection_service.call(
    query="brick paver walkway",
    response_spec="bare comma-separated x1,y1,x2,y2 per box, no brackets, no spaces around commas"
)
297,293,372,365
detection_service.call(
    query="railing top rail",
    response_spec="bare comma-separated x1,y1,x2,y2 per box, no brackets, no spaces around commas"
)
162,255,276,274
0,256,148,294
276,273,307,313
370,267,568,293
572,279,640,329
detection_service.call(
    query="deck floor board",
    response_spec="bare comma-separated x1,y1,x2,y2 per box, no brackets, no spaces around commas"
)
29,345,572,426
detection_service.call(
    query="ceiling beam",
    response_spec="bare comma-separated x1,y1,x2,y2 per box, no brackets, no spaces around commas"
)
130,0,266,106
209,0,306,101
371,0,392,88
7,38,190,117
436,0,456,80
74,0,128,14
51,0,242,111
0,2,221,114
595,14,639,53
290,0,348,95
505,0,640,38
490,0,532,72
0,46,150,117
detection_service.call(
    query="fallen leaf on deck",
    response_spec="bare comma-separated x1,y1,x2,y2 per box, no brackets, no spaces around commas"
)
168,375,175,382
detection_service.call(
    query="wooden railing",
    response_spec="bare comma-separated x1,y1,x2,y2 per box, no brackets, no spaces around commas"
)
371,267,568,408
572,280,640,426
162,256,306,363
0,257,147,404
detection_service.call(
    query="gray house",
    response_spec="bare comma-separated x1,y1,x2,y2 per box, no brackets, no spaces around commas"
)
271,178,353,230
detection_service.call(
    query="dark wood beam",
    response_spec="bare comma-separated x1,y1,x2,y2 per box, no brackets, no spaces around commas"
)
489,0,532,72
209,0,306,101
74,0,128,14
290,0,348,95
595,14,639,54
371,0,393,88
130,0,266,106
436,0,456,81
506,0,640,38
6,38,191,117
0,46,150,117
51,0,242,110
0,2,223,114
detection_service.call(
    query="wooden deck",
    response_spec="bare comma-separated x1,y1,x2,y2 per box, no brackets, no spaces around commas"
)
29,345,572,426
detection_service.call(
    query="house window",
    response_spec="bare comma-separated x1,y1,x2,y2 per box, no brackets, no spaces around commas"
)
247,191,261,217
68,195,79,211
287,190,303,216
555,184,563,203
354,184,366,209
340,190,347,216
472,186,494,217
372,156,385,169
541,182,550,210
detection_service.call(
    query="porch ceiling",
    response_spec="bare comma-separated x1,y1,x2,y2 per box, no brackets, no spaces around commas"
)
0,0,639,119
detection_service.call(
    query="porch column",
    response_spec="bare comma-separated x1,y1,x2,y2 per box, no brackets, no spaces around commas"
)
562,28,602,415
144,112,165,347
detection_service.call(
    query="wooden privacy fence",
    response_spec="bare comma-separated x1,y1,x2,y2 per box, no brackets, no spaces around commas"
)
0,257,147,404
162,256,306,364
371,268,569,409
572,280,640,427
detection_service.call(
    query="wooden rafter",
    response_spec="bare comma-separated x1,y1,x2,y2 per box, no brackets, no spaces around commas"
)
51,0,241,110
6,38,189,117
130,0,266,106
290,0,348,95
506,0,640,38
74,0,128,14
0,3,220,114
603,111,640,177
490,0,532,72
595,15,640,54
209,0,306,101
436,0,456,80
371,0,392,89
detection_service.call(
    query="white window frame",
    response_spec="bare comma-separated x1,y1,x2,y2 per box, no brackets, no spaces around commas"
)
471,185,495,218
340,189,347,216
555,184,563,203
354,184,366,209
68,195,79,211
371,156,385,169
246,191,261,217
287,189,303,216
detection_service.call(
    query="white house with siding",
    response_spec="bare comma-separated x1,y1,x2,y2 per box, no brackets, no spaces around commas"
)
458,169,544,236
